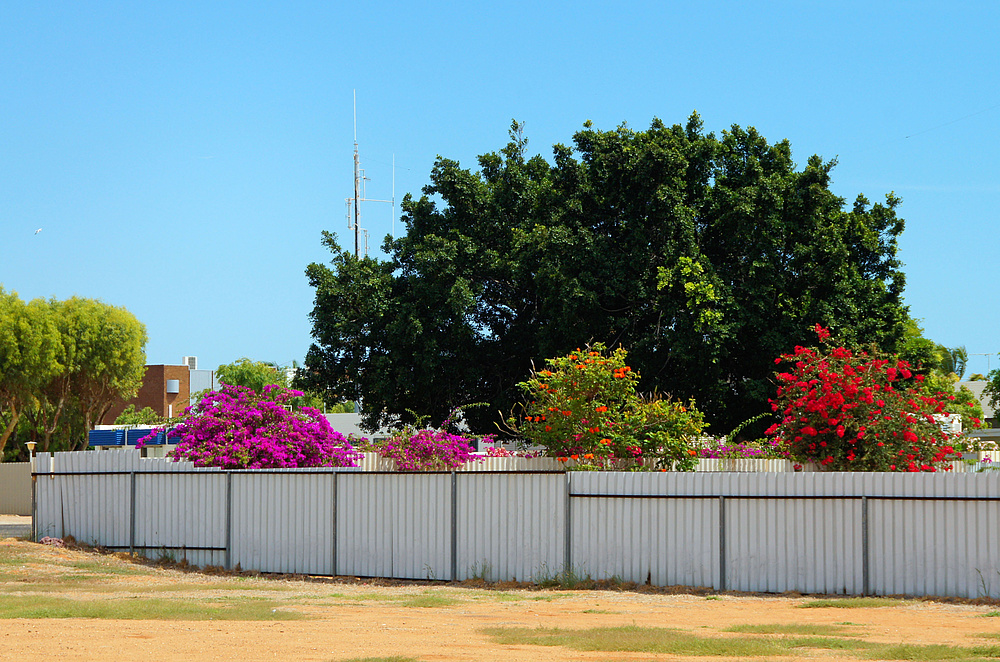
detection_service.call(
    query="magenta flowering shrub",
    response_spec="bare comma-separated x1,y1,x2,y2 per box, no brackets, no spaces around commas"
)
359,427,480,471
364,428,478,471
139,384,360,469
356,411,486,471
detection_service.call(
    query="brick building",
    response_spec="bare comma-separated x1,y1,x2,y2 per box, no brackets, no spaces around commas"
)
101,364,192,424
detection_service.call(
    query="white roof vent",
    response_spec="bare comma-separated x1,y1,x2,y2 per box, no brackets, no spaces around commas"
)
182,356,198,370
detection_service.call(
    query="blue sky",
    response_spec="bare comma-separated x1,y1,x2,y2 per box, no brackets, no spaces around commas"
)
2,2,998,376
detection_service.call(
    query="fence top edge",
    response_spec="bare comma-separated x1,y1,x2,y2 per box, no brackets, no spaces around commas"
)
568,493,1000,501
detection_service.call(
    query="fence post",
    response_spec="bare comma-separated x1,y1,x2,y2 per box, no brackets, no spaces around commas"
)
332,471,338,577
30,472,37,542
225,472,233,570
718,495,726,592
861,496,869,596
450,472,458,581
129,471,136,556
564,473,572,573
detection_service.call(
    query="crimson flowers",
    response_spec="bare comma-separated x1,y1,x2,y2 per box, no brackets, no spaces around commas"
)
769,326,957,472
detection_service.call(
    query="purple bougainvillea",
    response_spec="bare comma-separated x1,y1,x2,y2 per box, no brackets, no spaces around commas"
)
138,384,360,469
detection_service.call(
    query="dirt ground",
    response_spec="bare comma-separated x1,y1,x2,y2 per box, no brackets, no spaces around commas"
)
3,536,1000,662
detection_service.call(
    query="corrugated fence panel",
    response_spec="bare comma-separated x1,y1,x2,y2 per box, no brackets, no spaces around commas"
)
569,472,722,588
868,472,1000,598
0,462,31,515
392,474,452,580
455,473,565,582
33,453,61,539
231,471,336,575
336,473,452,580
133,471,227,568
722,472,863,595
337,473,396,577
58,450,135,548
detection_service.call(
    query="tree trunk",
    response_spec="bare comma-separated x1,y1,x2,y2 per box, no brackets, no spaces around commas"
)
0,405,20,461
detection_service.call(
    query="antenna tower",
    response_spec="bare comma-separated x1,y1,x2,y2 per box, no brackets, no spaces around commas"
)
346,91,394,258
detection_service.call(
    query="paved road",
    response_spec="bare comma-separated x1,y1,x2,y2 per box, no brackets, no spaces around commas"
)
0,515,31,539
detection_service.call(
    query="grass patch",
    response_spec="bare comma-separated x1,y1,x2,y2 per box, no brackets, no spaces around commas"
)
786,636,873,651
398,594,461,608
982,612,1000,618
859,642,1000,660
799,597,908,608
725,623,857,637
0,595,308,620
582,608,620,614
482,625,793,656
66,559,149,576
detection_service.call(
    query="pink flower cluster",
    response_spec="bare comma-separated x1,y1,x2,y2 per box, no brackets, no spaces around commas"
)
361,427,479,471
139,384,360,469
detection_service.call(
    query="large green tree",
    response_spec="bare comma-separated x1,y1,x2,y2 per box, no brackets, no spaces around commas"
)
302,116,911,432
0,289,62,456
0,292,147,457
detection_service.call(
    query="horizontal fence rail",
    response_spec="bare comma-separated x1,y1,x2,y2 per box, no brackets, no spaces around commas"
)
29,451,1000,598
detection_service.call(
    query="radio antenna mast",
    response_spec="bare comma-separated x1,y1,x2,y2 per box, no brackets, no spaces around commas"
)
346,90,395,258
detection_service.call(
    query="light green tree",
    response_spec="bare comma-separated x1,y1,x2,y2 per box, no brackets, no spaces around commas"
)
0,289,62,459
216,358,288,393
69,300,147,446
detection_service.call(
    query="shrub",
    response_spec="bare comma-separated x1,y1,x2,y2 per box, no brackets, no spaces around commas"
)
513,343,705,470
768,325,961,471
355,411,484,470
139,384,360,469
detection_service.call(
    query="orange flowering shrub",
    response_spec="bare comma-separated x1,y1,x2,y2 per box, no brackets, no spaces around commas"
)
514,343,704,470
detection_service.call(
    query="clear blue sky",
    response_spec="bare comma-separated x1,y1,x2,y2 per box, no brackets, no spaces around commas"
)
3,2,998,376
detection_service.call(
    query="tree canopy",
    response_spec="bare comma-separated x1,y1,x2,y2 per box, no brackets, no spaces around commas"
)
0,289,147,459
302,115,911,433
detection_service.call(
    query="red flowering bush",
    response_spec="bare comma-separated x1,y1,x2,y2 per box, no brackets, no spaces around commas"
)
768,325,961,472
513,343,704,470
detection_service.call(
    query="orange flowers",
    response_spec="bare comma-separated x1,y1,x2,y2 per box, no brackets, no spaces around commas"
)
595,406,608,413
612,365,632,379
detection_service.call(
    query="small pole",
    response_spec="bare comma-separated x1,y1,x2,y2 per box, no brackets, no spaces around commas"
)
129,471,136,556
225,472,233,570
331,471,338,577
861,496,870,596
564,473,572,574
450,471,458,581
27,442,36,541
719,496,727,592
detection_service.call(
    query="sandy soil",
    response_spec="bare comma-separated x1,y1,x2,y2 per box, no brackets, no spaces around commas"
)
3,537,1000,662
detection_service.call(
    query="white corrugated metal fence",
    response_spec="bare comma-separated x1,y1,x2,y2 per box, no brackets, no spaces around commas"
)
29,451,1000,598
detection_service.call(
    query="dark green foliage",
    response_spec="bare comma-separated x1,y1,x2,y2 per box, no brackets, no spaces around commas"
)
303,115,910,432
